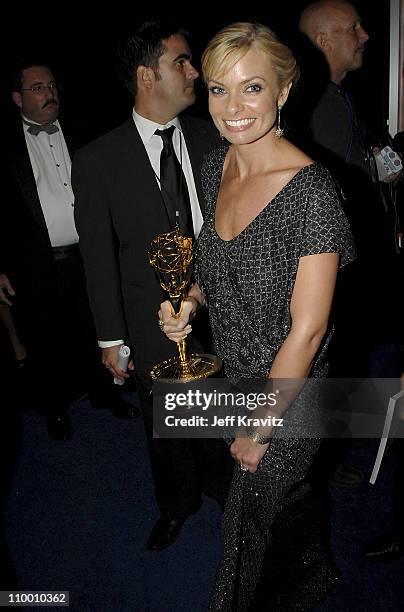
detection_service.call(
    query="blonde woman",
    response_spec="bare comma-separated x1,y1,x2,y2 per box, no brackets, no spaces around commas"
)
160,22,354,610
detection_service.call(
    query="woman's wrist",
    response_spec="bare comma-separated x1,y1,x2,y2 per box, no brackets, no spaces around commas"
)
187,283,206,309
184,295,201,315
245,425,271,445
185,292,205,312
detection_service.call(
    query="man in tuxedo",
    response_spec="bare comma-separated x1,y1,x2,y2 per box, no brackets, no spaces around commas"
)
72,20,233,551
3,61,136,441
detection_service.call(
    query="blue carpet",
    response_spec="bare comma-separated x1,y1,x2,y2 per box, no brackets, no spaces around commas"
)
3,394,404,611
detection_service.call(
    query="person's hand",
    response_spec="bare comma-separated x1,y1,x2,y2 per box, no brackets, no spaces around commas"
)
382,169,402,184
158,298,197,343
373,145,403,184
229,435,270,473
0,274,15,306
102,345,134,381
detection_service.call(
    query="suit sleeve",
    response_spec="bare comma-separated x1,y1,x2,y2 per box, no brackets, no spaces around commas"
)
72,148,128,341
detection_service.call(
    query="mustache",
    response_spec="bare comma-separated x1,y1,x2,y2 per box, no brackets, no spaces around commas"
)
43,98,58,108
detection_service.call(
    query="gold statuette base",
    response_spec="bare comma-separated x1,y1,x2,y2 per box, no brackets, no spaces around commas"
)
150,353,222,382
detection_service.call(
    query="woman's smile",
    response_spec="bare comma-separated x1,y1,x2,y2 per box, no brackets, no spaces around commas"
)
223,118,256,131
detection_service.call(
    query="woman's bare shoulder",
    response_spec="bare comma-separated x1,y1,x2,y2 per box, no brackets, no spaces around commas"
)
281,139,314,171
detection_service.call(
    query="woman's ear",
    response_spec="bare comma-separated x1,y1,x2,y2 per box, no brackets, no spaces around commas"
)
278,81,293,108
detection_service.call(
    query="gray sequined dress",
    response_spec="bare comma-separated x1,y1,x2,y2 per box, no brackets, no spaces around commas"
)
195,146,355,611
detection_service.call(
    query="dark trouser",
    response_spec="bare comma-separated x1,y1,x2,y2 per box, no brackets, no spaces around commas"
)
0,389,21,588
137,377,233,520
14,249,111,417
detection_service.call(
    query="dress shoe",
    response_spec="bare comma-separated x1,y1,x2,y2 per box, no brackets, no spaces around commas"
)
47,415,73,441
147,502,202,551
147,516,185,551
329,463,364,488
361,533,403,563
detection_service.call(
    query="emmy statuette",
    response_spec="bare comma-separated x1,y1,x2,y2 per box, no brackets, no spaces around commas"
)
149,230,221,381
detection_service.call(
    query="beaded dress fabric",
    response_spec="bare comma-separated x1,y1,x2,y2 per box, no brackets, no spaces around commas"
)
195,146,355,611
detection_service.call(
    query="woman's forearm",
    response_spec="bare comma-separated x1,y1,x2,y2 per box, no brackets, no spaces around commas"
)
244,326,327,442
186,282,206,310
268,324,326,379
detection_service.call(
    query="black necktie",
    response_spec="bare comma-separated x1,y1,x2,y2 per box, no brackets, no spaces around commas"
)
155,126,194,237
23,119,59,136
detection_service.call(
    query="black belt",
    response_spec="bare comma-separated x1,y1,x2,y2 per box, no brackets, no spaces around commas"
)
52,243,80,260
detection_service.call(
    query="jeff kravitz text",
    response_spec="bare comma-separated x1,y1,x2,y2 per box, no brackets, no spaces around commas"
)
164,415,284,428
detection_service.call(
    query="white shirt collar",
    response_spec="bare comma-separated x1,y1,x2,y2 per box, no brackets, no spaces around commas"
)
132,108,181,145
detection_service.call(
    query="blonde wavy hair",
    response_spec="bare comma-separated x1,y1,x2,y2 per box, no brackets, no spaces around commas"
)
202,22,298,90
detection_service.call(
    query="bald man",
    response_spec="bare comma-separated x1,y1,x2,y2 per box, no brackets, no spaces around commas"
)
299,1,371,177
298,1,400,373
298,1,403,489
299,0,368,85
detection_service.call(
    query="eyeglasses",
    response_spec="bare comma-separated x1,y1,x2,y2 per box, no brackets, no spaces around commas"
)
20,82,60,94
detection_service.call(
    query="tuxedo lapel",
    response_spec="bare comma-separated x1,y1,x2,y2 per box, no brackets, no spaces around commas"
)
119,120,172,231
11,124,49,237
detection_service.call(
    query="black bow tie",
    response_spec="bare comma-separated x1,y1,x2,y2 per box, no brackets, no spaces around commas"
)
23,119,59,136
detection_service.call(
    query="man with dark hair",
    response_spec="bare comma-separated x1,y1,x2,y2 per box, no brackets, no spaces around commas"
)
72,20,232,551
2,61,136,441
118,21,190,96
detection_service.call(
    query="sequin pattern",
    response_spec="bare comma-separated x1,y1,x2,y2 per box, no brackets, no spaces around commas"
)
195,146,355,611
196,146,355,385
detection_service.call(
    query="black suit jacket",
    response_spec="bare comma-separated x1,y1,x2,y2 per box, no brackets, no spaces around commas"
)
72,115,220,377
3,117,77,299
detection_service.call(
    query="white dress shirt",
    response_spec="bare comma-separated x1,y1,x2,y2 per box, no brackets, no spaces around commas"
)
23,115,78,246
132,108,203,237
99,109,204,349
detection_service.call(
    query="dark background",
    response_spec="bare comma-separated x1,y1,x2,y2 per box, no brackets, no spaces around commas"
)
2,0,392,143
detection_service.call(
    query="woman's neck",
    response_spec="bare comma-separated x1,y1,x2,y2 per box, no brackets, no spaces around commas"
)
228,134,286,180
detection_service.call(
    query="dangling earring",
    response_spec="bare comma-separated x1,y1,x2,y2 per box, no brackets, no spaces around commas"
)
275,105,284,138
220,132,225,140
